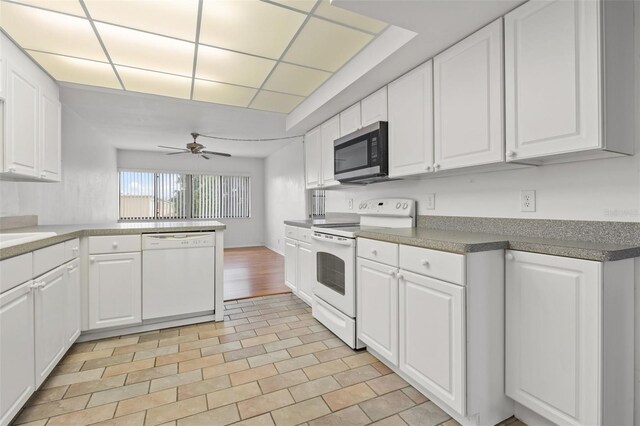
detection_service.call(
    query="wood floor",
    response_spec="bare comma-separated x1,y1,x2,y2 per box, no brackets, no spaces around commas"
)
224,247,290,301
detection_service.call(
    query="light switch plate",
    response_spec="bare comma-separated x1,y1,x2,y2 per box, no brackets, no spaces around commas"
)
424,193,435,210
521,190,536,212
348,199,353,210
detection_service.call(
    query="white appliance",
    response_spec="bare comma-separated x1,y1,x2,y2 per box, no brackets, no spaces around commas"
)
311,198,416,348
142,233,215,320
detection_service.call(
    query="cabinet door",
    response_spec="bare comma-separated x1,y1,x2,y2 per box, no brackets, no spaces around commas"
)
434,19,504,170
505,250,601,426
6,61,38,177
339,103,361,136
361,87,387,127
39,92,61,181
320,116,340,187
284,238,298,293
399,270,465,415
356,258,398,366
34,266,67,387
89,252,141,330
304,126,321,189
0,281,35,426
504,0,600,161
65,259,81,347
388,61,434,178
297,242,314,305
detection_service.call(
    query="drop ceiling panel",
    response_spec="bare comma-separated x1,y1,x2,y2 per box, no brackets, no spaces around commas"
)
96,22,194,77
269,0,317,13
10,0,85,16
199,0,306,59
263,62,330,96
196,44,275,88
193,79,257,107
250,90,304,114
116,66,191,99
283,17,373,72
84,0,199,41
314,0,387,33
0,1,106,61
27,50,121,89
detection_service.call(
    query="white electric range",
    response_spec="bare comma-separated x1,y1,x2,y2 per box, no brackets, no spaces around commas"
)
310,198,416,349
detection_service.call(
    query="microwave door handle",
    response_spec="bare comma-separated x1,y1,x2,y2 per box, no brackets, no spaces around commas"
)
311,234,354,247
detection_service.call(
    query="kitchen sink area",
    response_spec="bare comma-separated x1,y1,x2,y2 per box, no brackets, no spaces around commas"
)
0,232,57,249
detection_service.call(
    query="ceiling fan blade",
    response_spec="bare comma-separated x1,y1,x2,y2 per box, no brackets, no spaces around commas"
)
166,151,190,155
201,154,210,160
202,150,232,157
158,145,188,151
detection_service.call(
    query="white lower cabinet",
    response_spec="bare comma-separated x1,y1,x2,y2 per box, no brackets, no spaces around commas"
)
505,250,634,426
297,241,314,305
89,252,141,330
65,258,81,346
399,270,465,414
284,238,298,293
356,258,398,366
284,228,315,307
34,265,67,387
0,281,35,426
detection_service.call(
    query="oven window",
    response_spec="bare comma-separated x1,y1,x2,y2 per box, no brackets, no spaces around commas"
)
335,139,368,174
316,252,345,295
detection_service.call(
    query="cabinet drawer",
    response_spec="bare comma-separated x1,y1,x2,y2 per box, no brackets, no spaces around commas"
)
0,253,33,293
399,245,465,285
298,228,312,243
357,238,398,266
33,243,65,277
285,225,299,240
89,235,141,254
64,238,80,261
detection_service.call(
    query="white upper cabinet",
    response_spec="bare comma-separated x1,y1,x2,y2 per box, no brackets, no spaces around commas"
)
504,0,634,163
339,103,361,137
304,126,322,189
388,61,434,178
320,115,340,187
434,19,504,171
39,92,62,182
361,87,388,127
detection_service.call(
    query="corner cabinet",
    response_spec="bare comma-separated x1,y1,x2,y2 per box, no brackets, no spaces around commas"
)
320,116,340,187
304,126,322,189
505,250,634,426
504,0,635,164
388,61,434,178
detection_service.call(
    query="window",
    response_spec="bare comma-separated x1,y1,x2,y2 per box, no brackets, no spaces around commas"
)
309,189,326,217
119,170,250,220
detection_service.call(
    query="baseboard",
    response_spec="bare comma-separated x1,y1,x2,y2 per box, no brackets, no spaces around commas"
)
266,245,284,256
224,243,266,249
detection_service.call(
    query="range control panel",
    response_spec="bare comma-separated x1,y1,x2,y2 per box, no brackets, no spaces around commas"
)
356,198,416,217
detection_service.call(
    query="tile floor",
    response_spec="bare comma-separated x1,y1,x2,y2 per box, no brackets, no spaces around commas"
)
11,294,524,426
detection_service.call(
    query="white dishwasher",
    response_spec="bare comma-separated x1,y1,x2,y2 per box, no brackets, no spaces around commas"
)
142,233,215,320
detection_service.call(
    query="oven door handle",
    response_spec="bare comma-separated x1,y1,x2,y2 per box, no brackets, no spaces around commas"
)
311,234,354,247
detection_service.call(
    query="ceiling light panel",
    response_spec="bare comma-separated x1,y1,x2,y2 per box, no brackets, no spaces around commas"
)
0,1,106,61
84,0,199,41
263,62,330,96
200,0,306,59
116,66,191,99
193,79,257,107
250,90,304,114
283,17,373,72
27,50,121,89
313,0,387,34
96,22,194,77
8,0,85,16
267,0,317,13
196,44,275,88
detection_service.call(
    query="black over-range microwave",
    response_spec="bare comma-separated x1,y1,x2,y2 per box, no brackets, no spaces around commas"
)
333,121,388,184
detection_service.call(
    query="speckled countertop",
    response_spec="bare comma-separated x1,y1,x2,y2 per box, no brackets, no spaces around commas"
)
285,218,360,229
355,227,640,262
0,221,226,260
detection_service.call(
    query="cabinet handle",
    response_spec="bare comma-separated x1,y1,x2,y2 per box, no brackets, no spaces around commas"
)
389,270,397,277
40,172,46,178
370,249,377,255
72,247,79,255
433,163,440,170
396,273,404,281
112,242,118,249
425,165,432,171
421,259,429,267
505,253,514,261
90,256,96,263
506,150,516,158
29,282,40,290
8,167,16,173
67,265,75,271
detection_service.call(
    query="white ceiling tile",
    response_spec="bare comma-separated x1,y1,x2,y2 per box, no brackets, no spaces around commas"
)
26,50,121,89
116,66,192,99
250,90,303,113
200,0,306,59
313,0,387,33
268,0,317,13
263,62,329,96
192,79,257,107
283,17,373,72
196,44,275,88
8,0,85,16
0,1,106,61
96,22,194,77
84,0,199,41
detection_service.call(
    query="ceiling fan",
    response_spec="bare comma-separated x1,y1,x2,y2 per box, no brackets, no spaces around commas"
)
158,133,232,159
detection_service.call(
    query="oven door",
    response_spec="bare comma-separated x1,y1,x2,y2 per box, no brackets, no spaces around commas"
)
311,232,355,318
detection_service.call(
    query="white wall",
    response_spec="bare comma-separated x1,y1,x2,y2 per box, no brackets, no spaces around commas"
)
117,150,265,248
264,140,307,254
0,105,119,224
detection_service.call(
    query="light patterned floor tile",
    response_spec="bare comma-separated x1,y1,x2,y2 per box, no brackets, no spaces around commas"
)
145,395,208,426
359,390,416,421
237,389,295,419
247,349,291,368
270,396,331,426
288,376,341,402
14,395,91,424
65,375,127,398
308,405,372,426
125,364,178,385
303,359,349,380
115,388,177,417
177,403,240,426
258,370,308,394
232,413,275,426
178,353,224,373
398,402,450,426
93,411,146,426
206,382,262,409
43,368,105,388
86,381,150,407
178,375,231,400
103,358,155,377
274,353,319,373
27,386,68,406
202,359,250,379
46,402,116,425
321,382,376,411
230,364,278,386
367,374,409,396
334,365,382,387
286,341,327,358
155,349,201,367
150,370,203,393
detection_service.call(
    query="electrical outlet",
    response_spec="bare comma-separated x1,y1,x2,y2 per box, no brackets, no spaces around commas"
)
348,199,353,210
424,193,435,210
521,190,536,212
